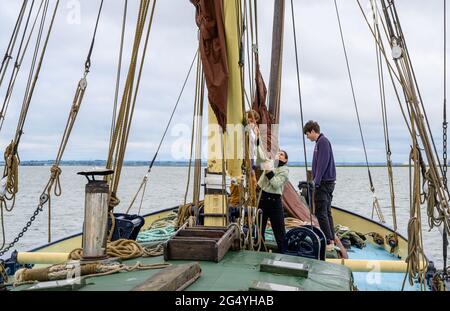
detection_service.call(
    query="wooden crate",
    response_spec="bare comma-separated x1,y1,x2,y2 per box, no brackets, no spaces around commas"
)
164,226,240,262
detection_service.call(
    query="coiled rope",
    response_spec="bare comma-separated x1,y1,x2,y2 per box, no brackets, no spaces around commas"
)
68,239,164,261
14,260,169,287
137,212,178,243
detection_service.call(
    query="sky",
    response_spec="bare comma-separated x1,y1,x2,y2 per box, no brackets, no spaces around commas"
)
0,0,447,163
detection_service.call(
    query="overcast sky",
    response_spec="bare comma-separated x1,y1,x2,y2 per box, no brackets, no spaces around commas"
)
0,0,447,163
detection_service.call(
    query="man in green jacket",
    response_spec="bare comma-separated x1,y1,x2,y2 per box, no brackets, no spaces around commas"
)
257,143,289,253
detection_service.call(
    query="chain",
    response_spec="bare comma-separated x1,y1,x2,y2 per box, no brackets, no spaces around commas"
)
0,193,48,258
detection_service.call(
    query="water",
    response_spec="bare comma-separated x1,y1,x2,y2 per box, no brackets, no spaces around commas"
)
1,166,448,268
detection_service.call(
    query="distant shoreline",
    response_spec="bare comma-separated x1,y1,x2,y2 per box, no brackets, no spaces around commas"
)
1,160,412,168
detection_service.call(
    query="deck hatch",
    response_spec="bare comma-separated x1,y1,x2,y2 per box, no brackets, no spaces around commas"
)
260,258,309,278
249,280,303,291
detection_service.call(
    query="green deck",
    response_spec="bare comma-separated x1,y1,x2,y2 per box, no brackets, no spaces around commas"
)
14,250,353,291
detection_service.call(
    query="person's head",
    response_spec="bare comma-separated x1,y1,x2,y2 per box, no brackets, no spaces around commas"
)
278,150,288,165
246,110,260,124
303,120,321,142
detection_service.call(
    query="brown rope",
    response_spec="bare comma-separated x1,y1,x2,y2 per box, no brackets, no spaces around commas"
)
14,260,169,287
106,0,157,212
69,239,165,261
0,1,59,246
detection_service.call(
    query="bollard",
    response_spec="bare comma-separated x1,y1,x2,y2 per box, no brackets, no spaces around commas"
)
78,170,114,261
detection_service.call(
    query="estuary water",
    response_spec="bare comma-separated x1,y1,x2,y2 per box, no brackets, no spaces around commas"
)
1,165,448,268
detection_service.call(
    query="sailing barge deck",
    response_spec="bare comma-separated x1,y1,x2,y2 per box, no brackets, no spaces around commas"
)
8,206,424,291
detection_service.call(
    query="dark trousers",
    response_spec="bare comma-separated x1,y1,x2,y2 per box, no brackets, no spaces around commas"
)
258,191,286,253
314,181,336,244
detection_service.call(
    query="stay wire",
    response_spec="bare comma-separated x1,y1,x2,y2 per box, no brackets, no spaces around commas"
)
84,0,104,73
371,0,396,229
110,0,128,154
443,0,448,275
0,0,41,132
14,0,50,151
389,0,446,181
334,0,374,192
290,0,308,177
0,0,28,88
146,50,198,174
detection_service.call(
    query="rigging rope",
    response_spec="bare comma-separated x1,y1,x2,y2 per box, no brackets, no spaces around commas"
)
0,0,59,252
106,0,156,214
334,0,385,223
403,143,428,290
382,0,450,235
289,0,309,186
193,65,204,209
2,0,49,209
361,0,449,288
125,49,198,215
389,1,447,182
0,0,45,133
183,54,200,206
0,0,28,89
370,0,396,230
443,0,449,275
109,0,128,154
356,0,413,138
0,0,105,252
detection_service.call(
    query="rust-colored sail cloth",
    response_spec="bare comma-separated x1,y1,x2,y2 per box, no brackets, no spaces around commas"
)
252,63,271,126
282,182,319,226
282,182,348,258
252,63,275,154
190,0,229,130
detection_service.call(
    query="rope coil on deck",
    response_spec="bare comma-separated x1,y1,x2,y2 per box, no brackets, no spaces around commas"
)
14,260,170,287
68,239,165,261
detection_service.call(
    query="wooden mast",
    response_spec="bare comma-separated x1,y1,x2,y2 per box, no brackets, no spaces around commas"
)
204,0,244,227
268,0,285,124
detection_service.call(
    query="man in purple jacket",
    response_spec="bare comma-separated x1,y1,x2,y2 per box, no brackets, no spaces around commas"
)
303,120,337,251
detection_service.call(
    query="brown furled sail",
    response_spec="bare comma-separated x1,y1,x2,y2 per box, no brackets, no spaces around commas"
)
190,0,229,130
252,63,272,127
282,182,318,226
252,62,275,156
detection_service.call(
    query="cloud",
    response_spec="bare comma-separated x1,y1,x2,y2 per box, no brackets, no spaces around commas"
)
0,0,447,163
